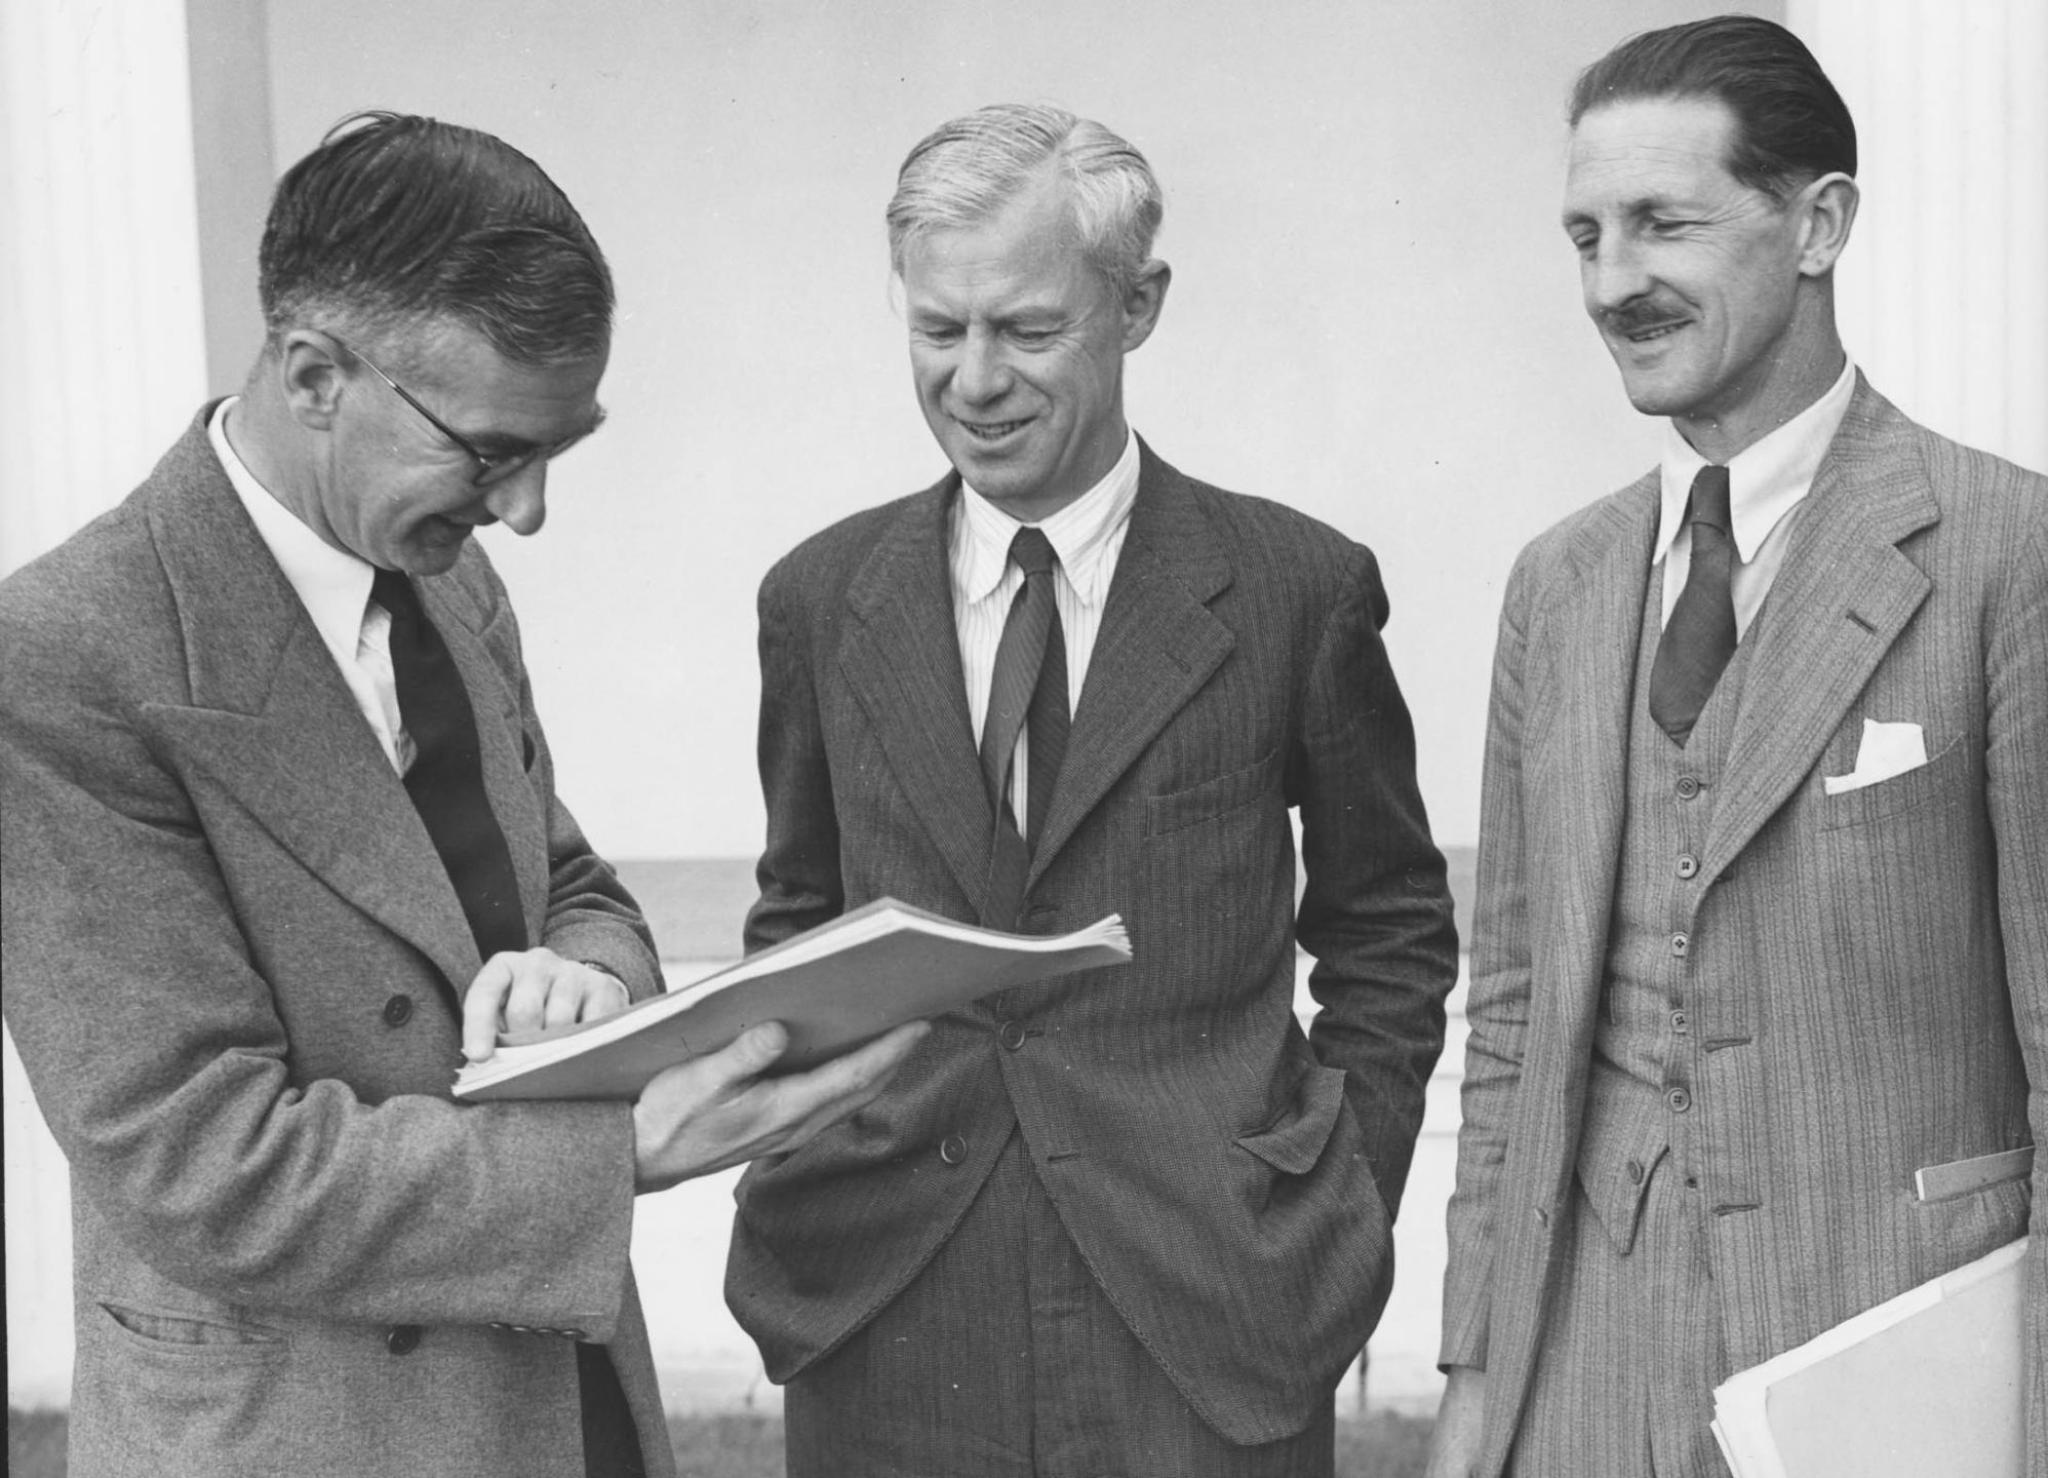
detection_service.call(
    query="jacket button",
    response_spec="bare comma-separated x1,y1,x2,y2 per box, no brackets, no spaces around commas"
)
1676,775,1702,800
998,1021,1028,1051
1670,932,1690,958
1627,1158,1645,1185
381,994,414,1027
386,1324,422,1355
938,1134,967,1165
1676,853,1699,879
1671,1008,1690,1034
1666,1087,1693,1114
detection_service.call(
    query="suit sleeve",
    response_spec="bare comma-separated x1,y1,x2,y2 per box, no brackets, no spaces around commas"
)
473,572,663,1000
1986,505,2048,1454
1292,543,1459,1221
745,560,845,954
0,603,642,1340
1437,547,1539,1371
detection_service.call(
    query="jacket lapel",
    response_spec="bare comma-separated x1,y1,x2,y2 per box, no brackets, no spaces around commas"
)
836,478,995,912
134,417,483,995
1537,479,1660,1037
1028,446,1234,882
1701,380,1937,884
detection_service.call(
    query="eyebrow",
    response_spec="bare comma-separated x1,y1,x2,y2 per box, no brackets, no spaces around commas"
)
466,404,608,455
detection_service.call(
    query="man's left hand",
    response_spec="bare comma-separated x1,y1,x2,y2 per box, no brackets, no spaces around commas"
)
461,949,630,1063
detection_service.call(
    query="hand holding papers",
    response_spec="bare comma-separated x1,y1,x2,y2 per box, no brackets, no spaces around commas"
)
1710,1236,2029,1478
454,899,1131,1101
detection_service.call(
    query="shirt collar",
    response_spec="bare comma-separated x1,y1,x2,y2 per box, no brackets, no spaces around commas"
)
957,428,1140,606
209,398,378,654
1655,357,1858,564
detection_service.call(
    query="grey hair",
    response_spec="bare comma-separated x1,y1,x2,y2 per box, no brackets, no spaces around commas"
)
886,103,1164,297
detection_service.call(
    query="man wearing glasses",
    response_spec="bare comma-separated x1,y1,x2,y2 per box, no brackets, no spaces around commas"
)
0,112,919,1478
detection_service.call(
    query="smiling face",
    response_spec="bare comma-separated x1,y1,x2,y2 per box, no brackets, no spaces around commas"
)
1563,95,1836,455
900,170,1166,523
311,321,607,574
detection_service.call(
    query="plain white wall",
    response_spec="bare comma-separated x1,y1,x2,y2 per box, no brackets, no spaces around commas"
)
262,0,1757,861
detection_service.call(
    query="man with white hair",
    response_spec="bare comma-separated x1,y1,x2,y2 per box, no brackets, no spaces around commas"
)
724,103,1459,1475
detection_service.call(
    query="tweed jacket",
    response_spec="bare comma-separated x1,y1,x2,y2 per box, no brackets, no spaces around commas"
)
0,408,676,1478
1441,378,2047,1476
725,443,1460,1444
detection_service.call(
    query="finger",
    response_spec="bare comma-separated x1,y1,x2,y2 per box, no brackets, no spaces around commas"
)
499,954,555,1038
774,1021,929,1121
541,970,592,1033
707,1020,792,1085
575,972,630,1025
461,954,517,1062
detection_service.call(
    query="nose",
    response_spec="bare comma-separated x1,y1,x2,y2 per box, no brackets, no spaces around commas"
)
483,462,548,536
1584,235,1651,315
951,329,1012,406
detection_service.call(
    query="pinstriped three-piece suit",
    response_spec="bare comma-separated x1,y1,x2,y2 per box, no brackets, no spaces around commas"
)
1442,378,2047,1476
725,442,1460,1464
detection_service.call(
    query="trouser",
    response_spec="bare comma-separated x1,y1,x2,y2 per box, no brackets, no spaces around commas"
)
1507,1160,1731,1477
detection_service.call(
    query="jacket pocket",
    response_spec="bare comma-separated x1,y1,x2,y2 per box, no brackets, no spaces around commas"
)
98,1302,285,1357
1145,747,1282,837
1234,1062,1348,1175
1817,735,1966,831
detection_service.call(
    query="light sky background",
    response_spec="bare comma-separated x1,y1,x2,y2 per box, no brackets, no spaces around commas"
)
259,0,1748,861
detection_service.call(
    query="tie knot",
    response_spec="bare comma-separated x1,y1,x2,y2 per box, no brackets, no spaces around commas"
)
371,567,420,621
1688,464,1732,534
1009,526,1058,578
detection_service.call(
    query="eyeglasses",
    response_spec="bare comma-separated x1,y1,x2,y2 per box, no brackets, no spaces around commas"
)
337,338,601,488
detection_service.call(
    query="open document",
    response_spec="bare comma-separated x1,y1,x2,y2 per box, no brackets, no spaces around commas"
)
1710,1235,2029,1478
453,898,1131,1102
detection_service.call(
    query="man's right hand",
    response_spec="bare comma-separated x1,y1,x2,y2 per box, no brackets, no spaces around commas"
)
1424,1365,1488,1478
630,1019,928,1193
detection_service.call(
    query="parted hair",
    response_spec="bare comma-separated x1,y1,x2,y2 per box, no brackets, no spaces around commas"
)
259,111,613,365
1570,15,1857,199
887,103,1163,296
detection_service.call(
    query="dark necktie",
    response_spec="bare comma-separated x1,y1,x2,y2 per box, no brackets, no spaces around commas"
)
1648,464,1737,746
372,568,528,961
372,570,644,1478
978,527,1069,929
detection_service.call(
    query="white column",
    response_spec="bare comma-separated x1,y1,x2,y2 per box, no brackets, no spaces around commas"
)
1790,0,2048,474
0,0,211,577
0,0,210,1410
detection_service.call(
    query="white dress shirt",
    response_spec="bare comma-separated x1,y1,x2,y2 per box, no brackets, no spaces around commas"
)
208,399,413,774
950,428,1140,827
1654,356,1858,637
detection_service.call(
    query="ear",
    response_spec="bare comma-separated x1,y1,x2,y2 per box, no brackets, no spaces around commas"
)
276,329,351,431
1794,172,1859,278
1119,259,1172,354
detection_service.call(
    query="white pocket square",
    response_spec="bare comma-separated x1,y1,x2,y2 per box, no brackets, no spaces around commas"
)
1823,718,1927,795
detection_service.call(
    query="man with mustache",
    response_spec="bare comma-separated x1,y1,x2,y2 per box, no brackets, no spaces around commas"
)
1427,16,2045,1477
728,103,1458,1475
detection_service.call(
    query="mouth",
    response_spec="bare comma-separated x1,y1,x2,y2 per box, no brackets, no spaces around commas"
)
954,416,1032,444
1613,316,1690,347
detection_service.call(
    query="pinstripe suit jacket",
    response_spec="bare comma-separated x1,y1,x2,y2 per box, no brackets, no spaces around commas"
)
0,409,676,1478
726,443,1459,1444
1442,378,2047,1475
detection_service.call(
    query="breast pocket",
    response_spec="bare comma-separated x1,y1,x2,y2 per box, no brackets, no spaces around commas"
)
1817,735,1968,831
1144,747,1283,837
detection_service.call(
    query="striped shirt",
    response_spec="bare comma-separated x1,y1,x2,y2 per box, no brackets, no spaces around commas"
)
950,429,1140,826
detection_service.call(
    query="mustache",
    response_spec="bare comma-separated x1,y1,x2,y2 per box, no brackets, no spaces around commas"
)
1601,302,1690,336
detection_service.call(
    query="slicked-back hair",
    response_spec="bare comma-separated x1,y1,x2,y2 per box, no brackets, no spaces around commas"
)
259,111,613,366
887,103,1163,298
1569,15,1857,200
